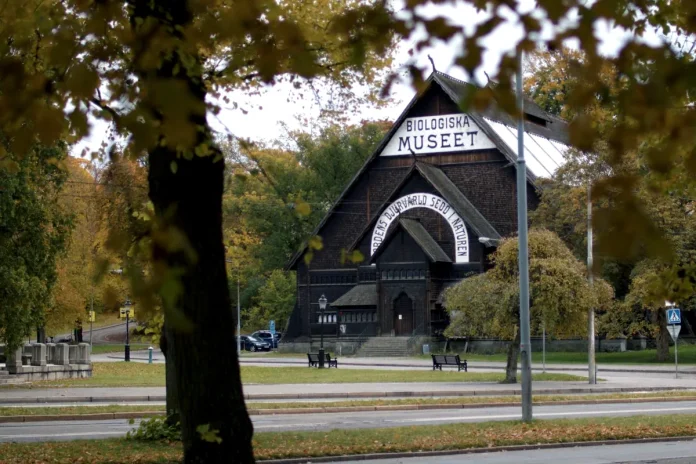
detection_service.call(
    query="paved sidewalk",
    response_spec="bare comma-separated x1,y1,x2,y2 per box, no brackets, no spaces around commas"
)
98,350,696,376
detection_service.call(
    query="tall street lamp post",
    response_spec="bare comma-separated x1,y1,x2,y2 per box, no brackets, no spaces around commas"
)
124,299,132,362
516,51,533,422
318,294,327,369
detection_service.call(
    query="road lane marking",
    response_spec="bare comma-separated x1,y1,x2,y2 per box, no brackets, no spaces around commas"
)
386,406,696,423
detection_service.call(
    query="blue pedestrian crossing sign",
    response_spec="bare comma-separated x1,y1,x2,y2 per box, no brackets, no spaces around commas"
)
667,308,681,325
269,320,276,335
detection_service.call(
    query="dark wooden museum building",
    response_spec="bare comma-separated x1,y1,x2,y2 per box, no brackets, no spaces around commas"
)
282,71,570,351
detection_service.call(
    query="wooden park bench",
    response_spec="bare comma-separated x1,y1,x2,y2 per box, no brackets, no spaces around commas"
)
431,354,467,372
325,353,338,368
307,353,320,367
307,353,339,368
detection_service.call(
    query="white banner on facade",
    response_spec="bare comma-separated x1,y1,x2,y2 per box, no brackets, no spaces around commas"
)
381,114,495,156
370,193,469,263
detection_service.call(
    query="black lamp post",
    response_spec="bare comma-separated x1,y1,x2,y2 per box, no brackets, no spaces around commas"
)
124,299,132,362
318,294,327,369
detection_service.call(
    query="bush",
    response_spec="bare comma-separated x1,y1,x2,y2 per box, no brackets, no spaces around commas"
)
126,416,181,442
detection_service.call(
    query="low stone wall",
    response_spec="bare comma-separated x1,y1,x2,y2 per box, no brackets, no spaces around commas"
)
4,342,92,381
280,336,645,356
278,338,365,356
7,364,93,381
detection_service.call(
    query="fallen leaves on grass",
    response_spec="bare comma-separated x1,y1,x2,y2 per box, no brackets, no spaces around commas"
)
1,415,695,463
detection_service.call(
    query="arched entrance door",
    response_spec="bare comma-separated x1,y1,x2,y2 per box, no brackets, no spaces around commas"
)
393,292,413,336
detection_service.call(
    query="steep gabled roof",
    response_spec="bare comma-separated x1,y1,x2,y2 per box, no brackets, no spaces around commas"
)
369,218,451,264
286,71,568,270
416,163,501,240
331,283,377,307
347,162,501,255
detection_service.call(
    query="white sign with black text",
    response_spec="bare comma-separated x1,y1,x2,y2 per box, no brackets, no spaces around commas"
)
370,193,470,263
381,114,495,156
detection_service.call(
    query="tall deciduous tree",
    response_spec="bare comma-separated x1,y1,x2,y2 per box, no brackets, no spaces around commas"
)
444,230,613,382
0,143,72,350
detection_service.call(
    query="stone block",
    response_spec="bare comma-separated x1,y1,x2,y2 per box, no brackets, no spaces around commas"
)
68,345,78,364
31,343,47,366
46,343,56,364
77,343,91,364
54,343,69,365
21,344,33,365
6,347,23,373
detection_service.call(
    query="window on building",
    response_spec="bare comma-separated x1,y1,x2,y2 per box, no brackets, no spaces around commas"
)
318,312,337,324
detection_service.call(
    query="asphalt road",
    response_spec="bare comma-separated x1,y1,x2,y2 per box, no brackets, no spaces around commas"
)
51,322,134,345
349,440,696,464
2,400,696,443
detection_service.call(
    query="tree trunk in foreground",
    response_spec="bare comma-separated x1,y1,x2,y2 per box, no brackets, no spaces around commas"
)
159,325,180,425
131,1,254,462
503,328,521,384
655,308,670,362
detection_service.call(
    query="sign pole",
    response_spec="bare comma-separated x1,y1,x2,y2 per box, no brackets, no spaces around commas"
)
675,333,678,379
542,323,546,374
666,307,681,379
237,269,241,354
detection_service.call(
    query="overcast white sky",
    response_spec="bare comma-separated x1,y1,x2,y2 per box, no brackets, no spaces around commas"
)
72,0,665,157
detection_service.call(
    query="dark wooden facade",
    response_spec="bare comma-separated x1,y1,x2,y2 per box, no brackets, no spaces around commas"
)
284,71,566,342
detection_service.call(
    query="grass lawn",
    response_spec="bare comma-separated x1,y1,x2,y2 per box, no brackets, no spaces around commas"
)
1,415,696,463
2,391,694,418
424,344,696,364
13,363,586,388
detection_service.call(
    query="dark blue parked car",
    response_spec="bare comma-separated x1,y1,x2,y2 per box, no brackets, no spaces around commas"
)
237,335,270,352
251,330,282,349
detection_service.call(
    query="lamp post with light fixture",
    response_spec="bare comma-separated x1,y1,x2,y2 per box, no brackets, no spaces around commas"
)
124,299,132,362
318,294,327,368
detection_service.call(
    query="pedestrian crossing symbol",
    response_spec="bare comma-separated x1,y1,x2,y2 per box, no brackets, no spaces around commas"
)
667,308,681,325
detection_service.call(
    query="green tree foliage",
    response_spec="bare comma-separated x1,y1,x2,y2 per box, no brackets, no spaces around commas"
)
0,144,71,351
444,230,612,383
223,121,388,273
222,121,388,333
527,48,696,361
243,270,296,332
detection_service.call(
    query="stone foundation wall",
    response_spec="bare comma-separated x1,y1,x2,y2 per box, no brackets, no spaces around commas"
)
4,342,92,381
278,338,365,356
8,364,93,381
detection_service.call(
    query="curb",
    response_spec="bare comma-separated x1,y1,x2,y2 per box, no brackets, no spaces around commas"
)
0,387,692,405
239,357,696,375
3,395,696,423
257,436,696,464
